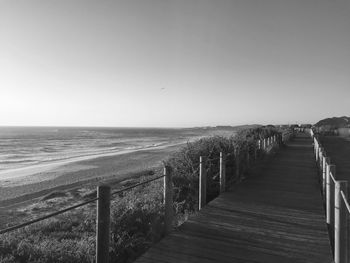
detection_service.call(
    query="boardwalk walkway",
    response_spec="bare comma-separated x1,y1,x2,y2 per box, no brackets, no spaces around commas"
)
135,134,333,263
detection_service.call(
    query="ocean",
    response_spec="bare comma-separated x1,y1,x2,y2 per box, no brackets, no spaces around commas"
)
0,126,202,175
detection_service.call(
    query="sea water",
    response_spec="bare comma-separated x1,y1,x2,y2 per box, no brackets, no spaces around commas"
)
0,126,201,175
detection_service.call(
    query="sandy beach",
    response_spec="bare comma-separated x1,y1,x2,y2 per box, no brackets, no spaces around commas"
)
0,142,185,206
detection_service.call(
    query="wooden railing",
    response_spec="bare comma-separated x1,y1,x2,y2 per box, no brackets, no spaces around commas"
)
0,174,171,263
311,129,350,263
198,133,286,210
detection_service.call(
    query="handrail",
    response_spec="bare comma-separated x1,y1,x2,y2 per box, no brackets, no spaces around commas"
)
0,197,98,235
330,171,337,183
0,175,165,235
111,175,164,197
311,129,350,263
340,190,350,214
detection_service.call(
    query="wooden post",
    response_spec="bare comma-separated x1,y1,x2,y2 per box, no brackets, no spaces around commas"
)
164,166,173,235
254,142,258,160
246,145,250,169
321,148,325,171
335,180,348,263
319,147,323,168
319,147,323,172
329,165,336,248
199,156,206,210
323,157,330,197
326,164,333,224
314,138,318,159
96,185,111,263
235,148,240,180
219,152,226,193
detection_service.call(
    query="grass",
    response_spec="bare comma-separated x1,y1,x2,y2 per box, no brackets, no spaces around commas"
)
0,126,291,263
41,191,68,201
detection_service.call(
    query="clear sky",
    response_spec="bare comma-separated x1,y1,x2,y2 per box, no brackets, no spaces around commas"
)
1,0,349,127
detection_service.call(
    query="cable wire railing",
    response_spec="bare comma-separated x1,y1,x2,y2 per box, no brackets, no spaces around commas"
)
0,132,287,263
311,128,350,263
0,174,167,263
0,175,165,235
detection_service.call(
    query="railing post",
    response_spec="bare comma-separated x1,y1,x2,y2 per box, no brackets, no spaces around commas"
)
319,147,323,168
199,156,207,210
246,145,250,169
326,163,333,224
314,137,317,159
254,142,258,160
220,152,226,193
235,147,240,180
164,166,173,235
281,133,283,145
315,139,319,158
96,185,111,263
315,140,319,162
319,147,323,172
335,180,348,263
327,165,336,250
323,157,330,197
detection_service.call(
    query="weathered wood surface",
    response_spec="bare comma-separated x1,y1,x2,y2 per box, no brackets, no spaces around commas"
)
135,134,333,263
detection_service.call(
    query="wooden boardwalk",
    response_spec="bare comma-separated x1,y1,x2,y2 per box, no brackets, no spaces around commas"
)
135,134,333,263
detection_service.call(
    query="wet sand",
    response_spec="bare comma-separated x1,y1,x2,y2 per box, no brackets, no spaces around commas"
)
0,142,184,206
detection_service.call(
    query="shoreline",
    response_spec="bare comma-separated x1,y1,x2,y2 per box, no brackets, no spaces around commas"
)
0,142,185,205
0,141,186,185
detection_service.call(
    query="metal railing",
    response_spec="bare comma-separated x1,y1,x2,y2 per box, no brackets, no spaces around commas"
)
311,129,350,263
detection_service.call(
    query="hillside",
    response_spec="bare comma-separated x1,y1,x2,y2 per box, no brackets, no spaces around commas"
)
315,116,350,128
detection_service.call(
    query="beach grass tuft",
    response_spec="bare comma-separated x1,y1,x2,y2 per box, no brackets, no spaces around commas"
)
41,191,68,201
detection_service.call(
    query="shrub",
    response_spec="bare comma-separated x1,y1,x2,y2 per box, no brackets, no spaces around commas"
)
0,127,284,263
165,127,281,214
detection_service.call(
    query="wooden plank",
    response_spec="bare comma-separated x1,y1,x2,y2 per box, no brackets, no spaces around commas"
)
135,134,333,263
